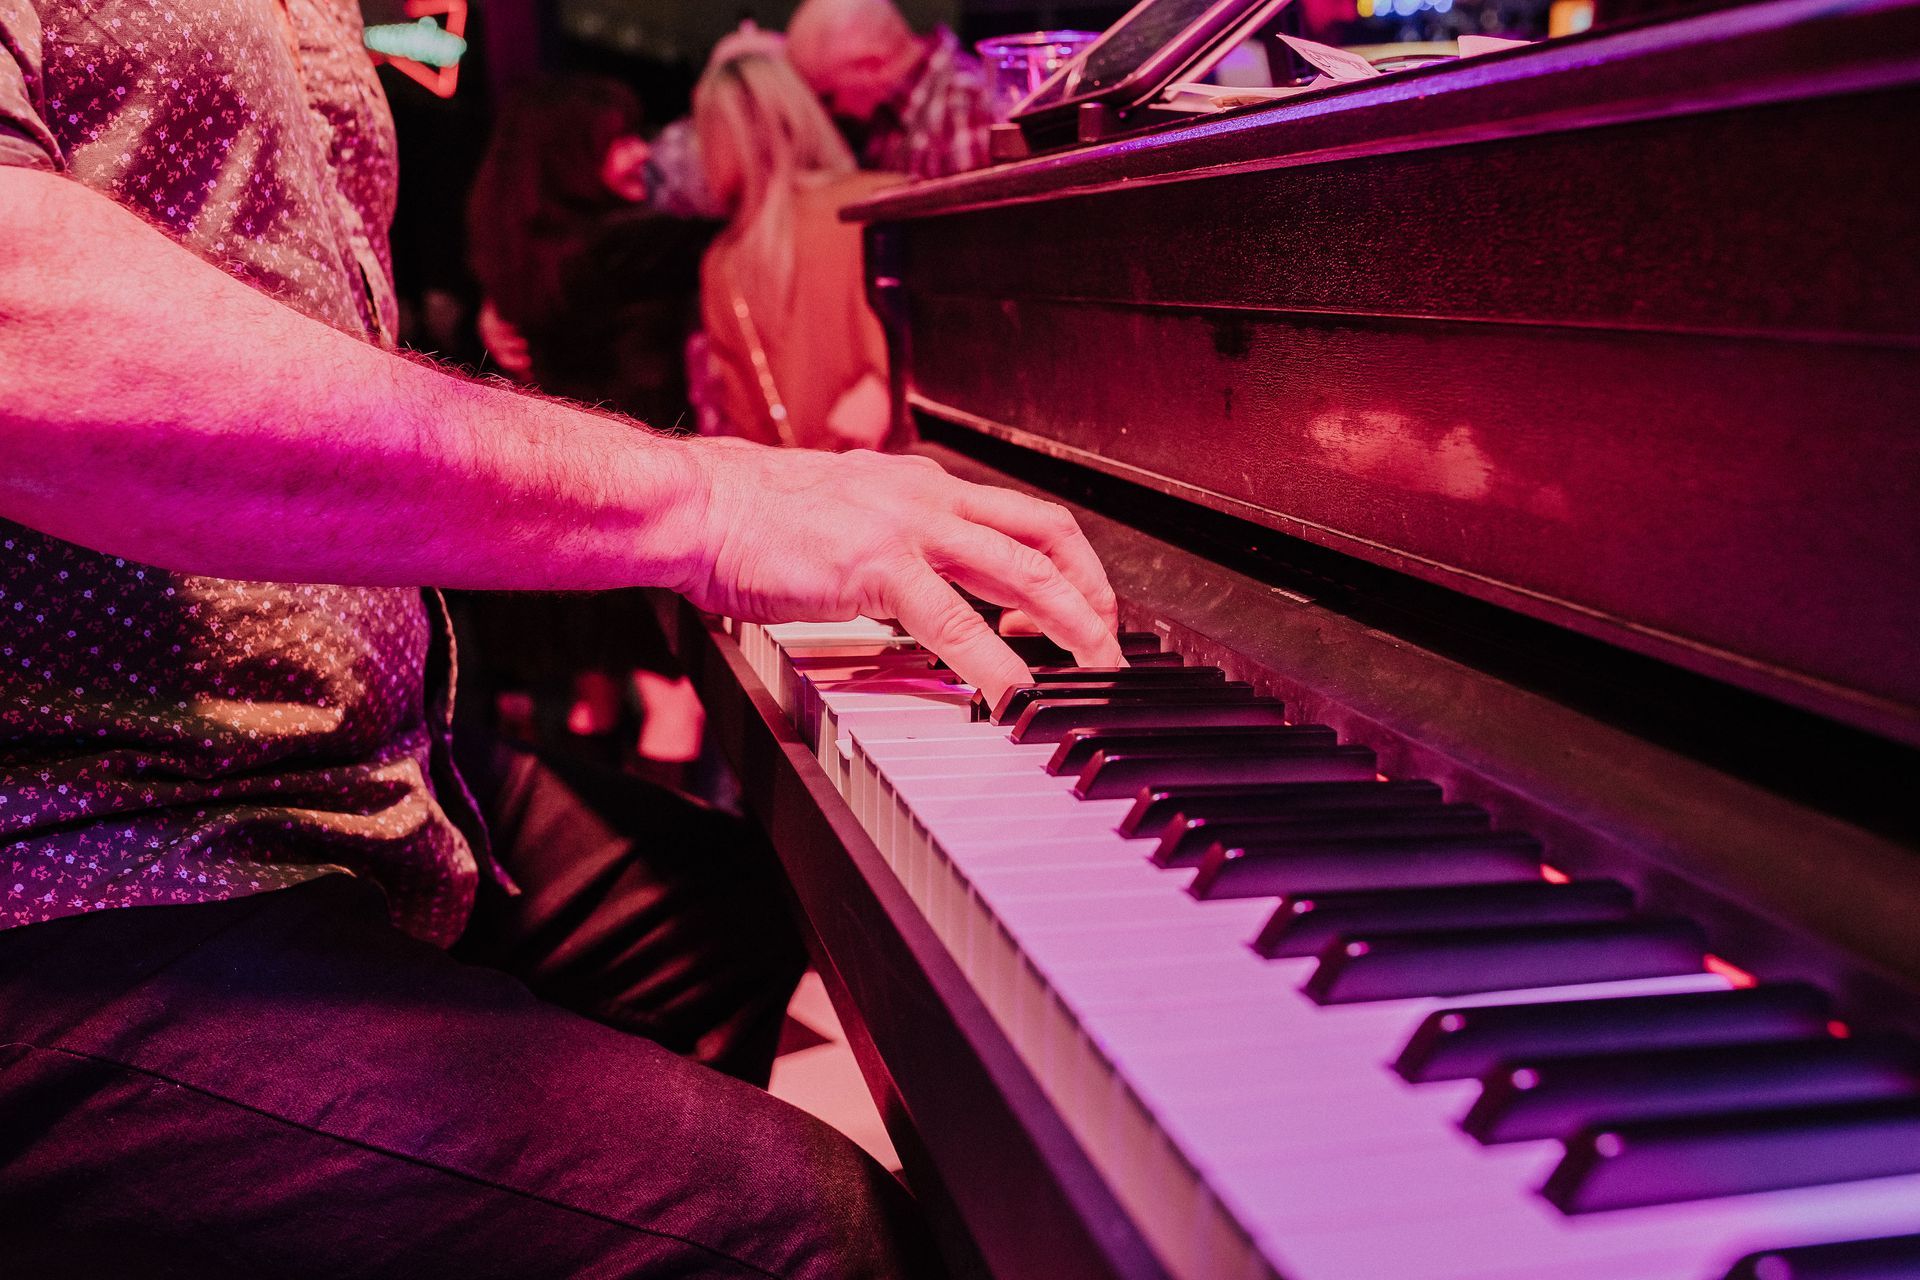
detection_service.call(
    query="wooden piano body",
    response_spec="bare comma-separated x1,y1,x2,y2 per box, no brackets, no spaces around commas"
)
674,1,1920,1276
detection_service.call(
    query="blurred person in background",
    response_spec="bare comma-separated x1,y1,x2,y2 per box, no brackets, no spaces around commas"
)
469,75,716,427
692,50,904,450
640,21,789,221
466,75,718,766
787,0,995,179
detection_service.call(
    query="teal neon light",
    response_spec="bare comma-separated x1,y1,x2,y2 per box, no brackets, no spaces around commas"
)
364,17,467,68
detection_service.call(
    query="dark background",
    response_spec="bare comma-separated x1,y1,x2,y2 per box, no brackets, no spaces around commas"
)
375,0,1136,360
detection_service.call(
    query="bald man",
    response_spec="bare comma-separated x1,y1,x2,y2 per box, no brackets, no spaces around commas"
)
788,0,995,179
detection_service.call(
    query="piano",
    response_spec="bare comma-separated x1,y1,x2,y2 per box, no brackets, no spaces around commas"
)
668,0,1920,1276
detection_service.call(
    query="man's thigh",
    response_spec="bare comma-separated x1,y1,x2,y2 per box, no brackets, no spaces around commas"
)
454,734,808,1085
0,878,935,1280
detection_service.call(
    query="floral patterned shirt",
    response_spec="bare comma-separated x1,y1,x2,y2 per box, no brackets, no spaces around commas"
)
0,0,479,945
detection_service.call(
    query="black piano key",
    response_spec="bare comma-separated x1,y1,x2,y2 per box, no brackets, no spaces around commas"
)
1010,697,1290,744
1048,724,1338,777
983,681,1256,725
1543,1098,1920,1214
1189,832,1544,900
1464,1035,1920,1145
1301,917,1704,1004
1031,652,1190,670
1051,631,1164,654
1252,878,1632,958
1075,744,1378,800
1722,1233,1920,1280
1021,666,1223,684
1111,650,1188,667
1394,983,1834,1083
977,672,1240,722
951,585,1005,624
947,592,1170,653
1159,804,1487,868
978,671,1231,719
1117,779,1444,838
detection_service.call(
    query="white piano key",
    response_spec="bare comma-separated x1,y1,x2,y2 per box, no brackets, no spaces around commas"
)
764,624,1917,1280
902,809,1144,846
817,687,973,733
887,775,1078,807
787,649,945,676
887,789,1095,826
863,737,1052,762
816,700,970,790
815,675,970,702
786,659,906,723
764,618,903,645
1257,1163,1920,1280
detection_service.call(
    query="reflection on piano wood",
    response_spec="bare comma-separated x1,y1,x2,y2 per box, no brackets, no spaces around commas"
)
711,607,1920,1280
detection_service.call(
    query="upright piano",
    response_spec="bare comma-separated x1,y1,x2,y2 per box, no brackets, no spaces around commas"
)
673,0,1920,1275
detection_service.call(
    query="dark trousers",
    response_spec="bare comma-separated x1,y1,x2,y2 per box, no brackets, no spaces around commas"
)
0,743,942,1279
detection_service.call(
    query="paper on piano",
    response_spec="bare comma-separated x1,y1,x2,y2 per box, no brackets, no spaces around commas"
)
1278,34,1382,81
1159,79,1328,112
1457,34,1533,56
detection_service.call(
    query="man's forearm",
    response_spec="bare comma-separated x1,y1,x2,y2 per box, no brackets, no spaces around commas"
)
0,166,1128,697
0,166,707,591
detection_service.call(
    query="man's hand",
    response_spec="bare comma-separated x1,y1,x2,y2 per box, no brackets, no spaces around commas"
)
0,166,1120,689
678,441,1123,703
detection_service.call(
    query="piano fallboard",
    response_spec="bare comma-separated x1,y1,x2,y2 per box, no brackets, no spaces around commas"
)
848,0,1920,747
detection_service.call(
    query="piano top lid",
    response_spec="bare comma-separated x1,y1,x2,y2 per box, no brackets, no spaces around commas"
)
843,0,1920,225
845,0,1920,748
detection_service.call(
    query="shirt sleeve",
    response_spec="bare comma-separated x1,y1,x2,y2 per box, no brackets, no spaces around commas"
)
948,73,993,177
0,0,62,171
647,118,725,221
912,52,995,180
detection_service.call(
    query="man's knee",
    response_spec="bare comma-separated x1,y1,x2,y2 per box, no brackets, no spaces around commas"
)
686,1078,946,1280
0,942,937,1280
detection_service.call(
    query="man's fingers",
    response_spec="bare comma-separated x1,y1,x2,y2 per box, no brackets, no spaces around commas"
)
948,484,1120,632
927,520,1126,668
882,562,1031,707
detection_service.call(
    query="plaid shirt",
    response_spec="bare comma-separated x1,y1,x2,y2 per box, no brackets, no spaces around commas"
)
862,27,994,180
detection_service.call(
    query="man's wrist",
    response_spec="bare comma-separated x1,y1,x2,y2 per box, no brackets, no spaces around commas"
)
484,391,724,596
648,433,723,599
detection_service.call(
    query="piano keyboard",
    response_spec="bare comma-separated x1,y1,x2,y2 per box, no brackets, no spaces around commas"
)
735,617,1920,1280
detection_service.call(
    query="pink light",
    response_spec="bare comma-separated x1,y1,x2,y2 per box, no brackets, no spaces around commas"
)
368,0,467,99
1703,954,1757,987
